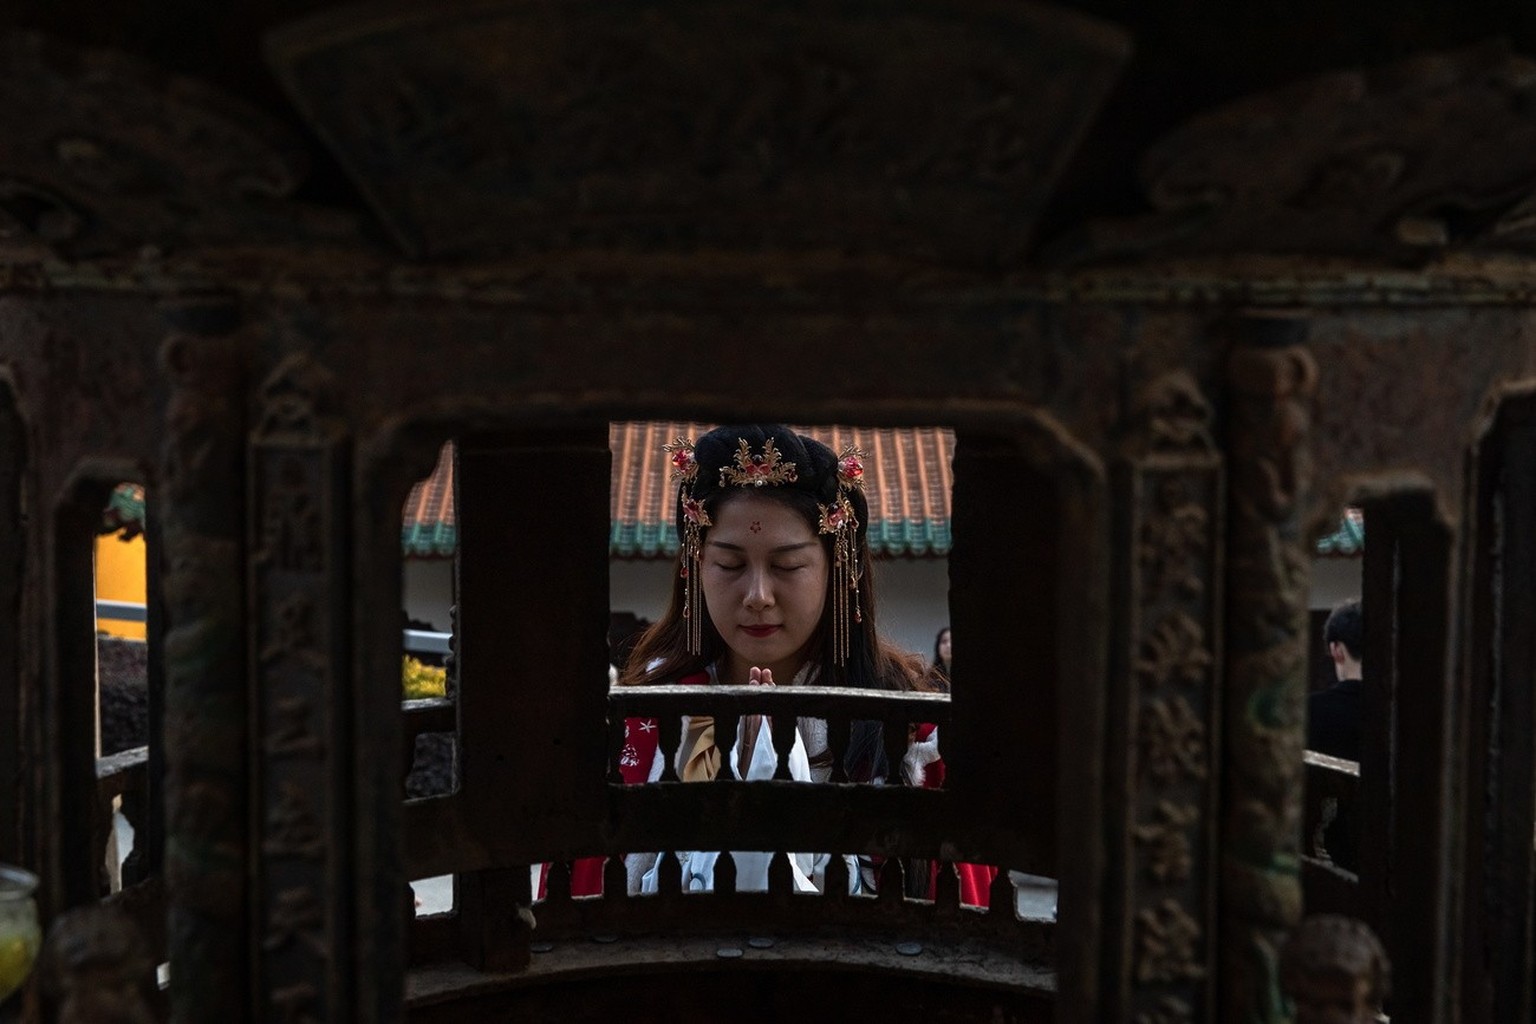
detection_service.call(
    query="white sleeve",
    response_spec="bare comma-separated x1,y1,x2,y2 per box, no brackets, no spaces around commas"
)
731,718,811,781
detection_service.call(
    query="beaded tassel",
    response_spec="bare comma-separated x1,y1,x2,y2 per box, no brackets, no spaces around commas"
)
830,511,863,666
682,514,704,655
664,437,709,655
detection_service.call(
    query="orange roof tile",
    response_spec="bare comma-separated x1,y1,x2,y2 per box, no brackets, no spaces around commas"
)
402,424,955,559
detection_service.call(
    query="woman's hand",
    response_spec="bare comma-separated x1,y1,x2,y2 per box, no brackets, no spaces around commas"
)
739,666,774,774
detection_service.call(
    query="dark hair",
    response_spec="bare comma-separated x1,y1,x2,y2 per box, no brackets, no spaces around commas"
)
622,423,927,698
1323,598,1363,662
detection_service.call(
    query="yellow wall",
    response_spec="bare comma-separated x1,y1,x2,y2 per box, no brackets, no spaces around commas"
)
95,532,147,640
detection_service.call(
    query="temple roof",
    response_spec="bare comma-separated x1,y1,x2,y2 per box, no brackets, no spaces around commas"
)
402,425,956,560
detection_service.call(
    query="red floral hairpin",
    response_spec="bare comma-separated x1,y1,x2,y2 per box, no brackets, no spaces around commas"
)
665,437,700,482
818,495,855,534
836,445,865,488
681,495,711,527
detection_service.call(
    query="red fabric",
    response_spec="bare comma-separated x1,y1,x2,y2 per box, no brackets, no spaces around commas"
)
914,723,996,908
569,671,710,896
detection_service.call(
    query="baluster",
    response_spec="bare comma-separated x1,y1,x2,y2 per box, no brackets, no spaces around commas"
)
95,788,117,896
510,864,535,964
878,858,905,905
118,786,146,887
823,852,850,901
767,851,794,896
714,709,740,781
401,728,419,791
770,712,797,781
828,716,851,784
404,883,419,930
603,855,628,900
989,866,1014,916
657,851,682,896
657,715,681,783
884,718,908,785
934,860,960,915
714,850,737,894
606,714,626,785
545,860,572,903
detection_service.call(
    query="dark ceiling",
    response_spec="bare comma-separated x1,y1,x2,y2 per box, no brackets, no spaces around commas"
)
7,0,1536,246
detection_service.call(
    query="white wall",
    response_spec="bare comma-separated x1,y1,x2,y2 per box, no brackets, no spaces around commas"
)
1309,557,1362,611
402,559,454,632
411,553,1354,656
609,557,950,662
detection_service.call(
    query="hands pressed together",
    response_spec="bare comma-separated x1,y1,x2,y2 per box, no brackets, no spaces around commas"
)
739,666,774,774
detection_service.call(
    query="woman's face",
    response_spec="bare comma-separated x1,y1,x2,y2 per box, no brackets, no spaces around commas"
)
702,492,829,683
938,628,952,666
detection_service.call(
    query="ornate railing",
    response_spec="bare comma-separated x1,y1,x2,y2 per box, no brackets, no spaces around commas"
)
1300,750,1359,916
92,744,166,963
403,685,1053,997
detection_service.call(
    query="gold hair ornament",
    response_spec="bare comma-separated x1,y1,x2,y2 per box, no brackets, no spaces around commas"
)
719,437,799,488
820,444,867,665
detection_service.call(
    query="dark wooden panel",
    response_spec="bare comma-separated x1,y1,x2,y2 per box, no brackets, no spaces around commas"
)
407,945,1056,1024
1360,490,1455,1023
453,428,610,972
1357,505,1394,938
1461,394,1536,1024
139,497,166,882
948,419,1107,1024
0,382,25,868
948,431,1059,873
50,479,117,913
455,430,611,848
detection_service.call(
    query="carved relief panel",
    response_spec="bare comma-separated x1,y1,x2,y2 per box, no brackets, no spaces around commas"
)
1108,372,1223,1023
249,357,350,1023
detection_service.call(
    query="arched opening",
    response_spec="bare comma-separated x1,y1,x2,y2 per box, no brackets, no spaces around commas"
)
343,410,1107,1021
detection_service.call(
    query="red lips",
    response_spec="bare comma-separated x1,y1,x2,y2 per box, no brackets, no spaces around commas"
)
740,625,781,638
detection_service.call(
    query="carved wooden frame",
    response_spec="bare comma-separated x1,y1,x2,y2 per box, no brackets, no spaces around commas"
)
337,404,1108,1022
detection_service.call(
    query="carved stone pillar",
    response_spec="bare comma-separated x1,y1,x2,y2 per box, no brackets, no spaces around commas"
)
1106,372,1223,1024
158,302,248,1022
248,356,351,1022
1221,326,1317,1024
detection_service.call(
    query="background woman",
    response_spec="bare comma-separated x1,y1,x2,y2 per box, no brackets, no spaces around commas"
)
927,626,952,693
